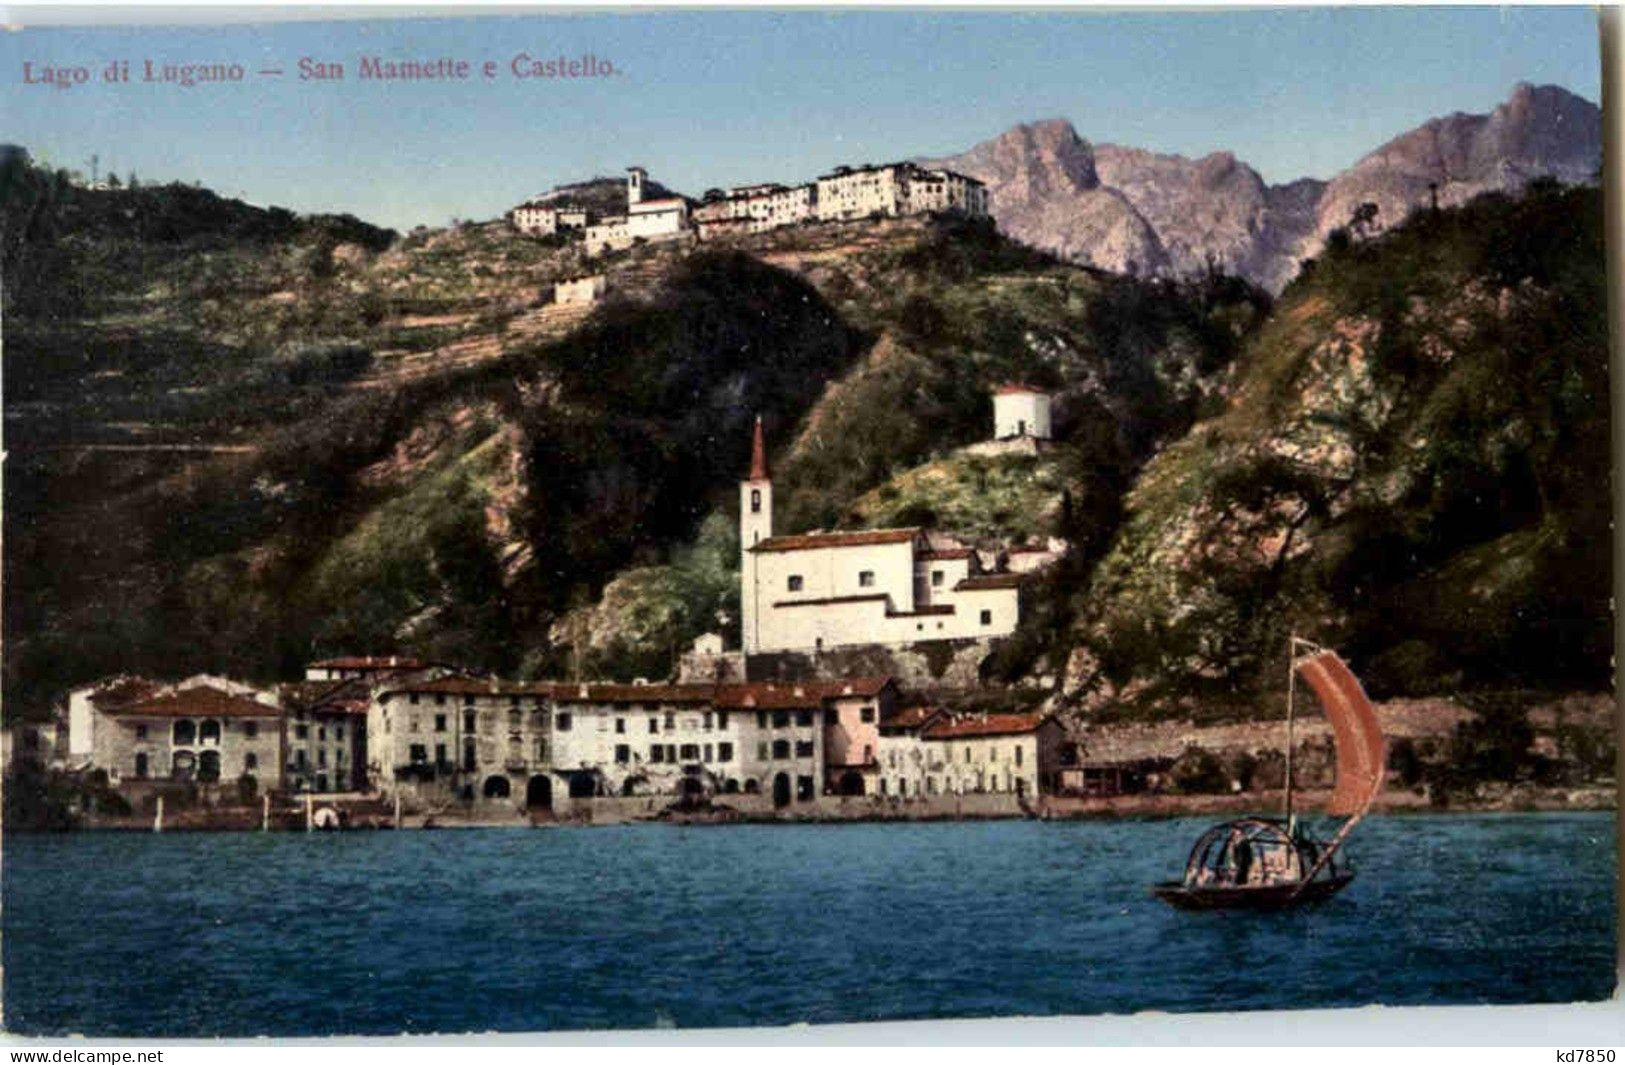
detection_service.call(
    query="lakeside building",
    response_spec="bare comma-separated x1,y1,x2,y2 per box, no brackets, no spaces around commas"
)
88,681,284,793
738,417,1023,656
278,679,370,793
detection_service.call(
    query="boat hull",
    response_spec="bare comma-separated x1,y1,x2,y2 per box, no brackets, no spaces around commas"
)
1151,872,1355,911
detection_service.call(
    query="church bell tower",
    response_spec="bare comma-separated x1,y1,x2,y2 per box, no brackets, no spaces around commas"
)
740,416,772,655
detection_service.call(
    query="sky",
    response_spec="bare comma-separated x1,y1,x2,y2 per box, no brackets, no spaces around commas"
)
1,7,1604,231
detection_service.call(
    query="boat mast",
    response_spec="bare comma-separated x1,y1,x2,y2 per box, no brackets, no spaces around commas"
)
1284,633,1296,830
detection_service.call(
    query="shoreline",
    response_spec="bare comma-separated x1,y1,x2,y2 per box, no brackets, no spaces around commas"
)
40,783,1616,833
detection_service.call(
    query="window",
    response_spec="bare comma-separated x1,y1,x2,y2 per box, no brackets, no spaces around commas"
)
650,745,665,764
773,711,789,729
409,693,420,705
435,743,447,765
965,747,972,763
649,717,659,734
664,712,675,730
680,744,700,761
980,609,993,626
135,724,148,741
787,575,804,592
295,724,310,740
750,488,761,514
795,740,814,758
535,738,547,760
797,776,814,801
407,717,419,734
1015,746,1023,766
408,744,427,765
772,739,790,759
795,710,812,728
245,752,258,771
757,711,768,729
615,718,626,734
614,745,630,764
245,722,258,739
757,742,769,761
318,750,328,767
703,744,714,762
556,713,572,732
464,695,475,707
899,779,908,797
702,712,712,730
509,709,522,730
879,778,888,796
317,727,326,742
858,570,875,588
860,707,876,724
435,694,446,706
718,712,729,730
666,744,677,762
134,752,149,778
463,711,476,732
334,724,343,741
719,742,734,762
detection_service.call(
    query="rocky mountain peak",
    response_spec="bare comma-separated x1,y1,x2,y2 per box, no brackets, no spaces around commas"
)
931,82,1599,293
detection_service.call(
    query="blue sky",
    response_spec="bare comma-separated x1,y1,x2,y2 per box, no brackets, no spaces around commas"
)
2,8,1602,231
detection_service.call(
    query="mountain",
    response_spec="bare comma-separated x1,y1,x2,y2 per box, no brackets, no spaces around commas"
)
925,83,1601,293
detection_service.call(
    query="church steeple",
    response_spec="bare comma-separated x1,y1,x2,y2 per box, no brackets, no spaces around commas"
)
749,414,770,481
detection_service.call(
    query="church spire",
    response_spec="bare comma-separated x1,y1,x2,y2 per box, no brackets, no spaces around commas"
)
749,415,769,481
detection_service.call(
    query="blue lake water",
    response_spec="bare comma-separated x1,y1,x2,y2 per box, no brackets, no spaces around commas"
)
2,813,1616,1036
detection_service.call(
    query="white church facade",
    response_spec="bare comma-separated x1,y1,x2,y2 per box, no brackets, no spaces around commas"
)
738,418,1024,657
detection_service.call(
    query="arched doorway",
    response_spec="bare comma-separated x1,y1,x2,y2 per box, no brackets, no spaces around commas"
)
526,775,552,809
744,779,760,795
722,779,740,794
197,750,221,782
679,777,706,799
134,752,149,779
568,772,597,799
482,775,511,799
772,772,791,808
837,770,865,796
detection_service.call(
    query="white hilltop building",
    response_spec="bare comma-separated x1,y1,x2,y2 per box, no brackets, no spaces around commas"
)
738,416,1026,657
993,384,1053,441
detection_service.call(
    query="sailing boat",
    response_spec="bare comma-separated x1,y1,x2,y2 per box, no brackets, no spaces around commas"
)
1152,636,1386,911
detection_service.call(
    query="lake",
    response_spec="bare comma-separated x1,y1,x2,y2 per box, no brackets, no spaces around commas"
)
2,812,1615,1036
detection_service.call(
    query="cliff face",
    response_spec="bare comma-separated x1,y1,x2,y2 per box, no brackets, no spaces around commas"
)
926,83,1600,293
1063,184,1610,715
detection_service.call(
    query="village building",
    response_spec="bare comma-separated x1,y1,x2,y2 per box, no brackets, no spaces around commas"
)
693,182,818,238
917,711,1066,800
88,682,284,793
815,678,900,795
554,274,607,305
65,675,164,767
368,675,554,810
873,704,946,798
278,678,369,793
739,417,1023,656
813,162,988,223
510,200,592,237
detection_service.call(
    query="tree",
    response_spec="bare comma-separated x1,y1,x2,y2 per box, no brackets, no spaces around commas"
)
1349,201,1380,240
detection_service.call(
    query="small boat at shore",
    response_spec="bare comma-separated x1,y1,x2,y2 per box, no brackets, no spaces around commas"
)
1153,636,1386,911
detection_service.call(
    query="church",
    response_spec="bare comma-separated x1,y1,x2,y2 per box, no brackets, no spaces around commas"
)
738,417,1027,657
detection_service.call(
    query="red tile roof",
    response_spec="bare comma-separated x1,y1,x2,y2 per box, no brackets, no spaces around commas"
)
87,677,163,708
715,678,893,709
880,705,941,731
110,686,281,720
919,548,975,561
955,573,1025,591
750,528,920,554
923,711,1049,739
310,656,435,671
995,383,1047,396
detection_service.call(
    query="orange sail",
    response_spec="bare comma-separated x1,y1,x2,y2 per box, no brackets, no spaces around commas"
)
1295,650,1386,817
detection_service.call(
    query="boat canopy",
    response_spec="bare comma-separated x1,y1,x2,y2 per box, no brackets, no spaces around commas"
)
1295,649,1386,818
